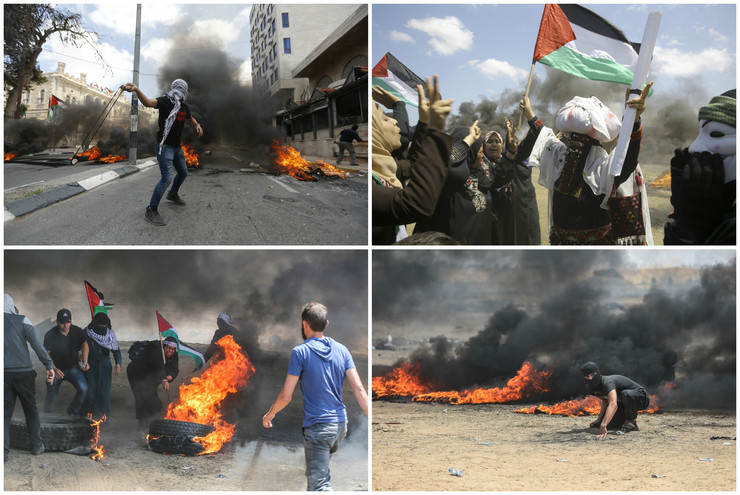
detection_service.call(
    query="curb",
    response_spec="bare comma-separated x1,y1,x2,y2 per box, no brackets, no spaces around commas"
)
4,159,157,222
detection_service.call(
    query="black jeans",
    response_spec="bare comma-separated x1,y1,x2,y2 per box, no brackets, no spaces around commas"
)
606,388,650,429
4,370,43,455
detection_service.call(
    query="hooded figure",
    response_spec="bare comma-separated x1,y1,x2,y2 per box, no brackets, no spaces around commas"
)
204,312,240,362
530,95,646,245
81,312,122,418
127,336,179,429
580,361,650,436
665,89,736,244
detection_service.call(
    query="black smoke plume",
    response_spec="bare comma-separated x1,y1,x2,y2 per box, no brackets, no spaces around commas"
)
375,253,735,409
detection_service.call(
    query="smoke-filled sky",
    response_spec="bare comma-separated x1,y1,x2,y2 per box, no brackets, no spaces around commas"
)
373,250,735,408
4,250,368,352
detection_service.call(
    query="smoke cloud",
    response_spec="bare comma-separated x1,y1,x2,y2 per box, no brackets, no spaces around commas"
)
373,251,735,409
4,250,368,352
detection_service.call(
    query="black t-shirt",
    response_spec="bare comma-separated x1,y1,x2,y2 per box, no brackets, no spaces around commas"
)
588,374,645,401
156,96,191,147
44,325,86,370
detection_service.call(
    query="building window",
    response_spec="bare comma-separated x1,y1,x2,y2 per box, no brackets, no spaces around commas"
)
282,12,289,27
283,38,291,54
271,20,276,35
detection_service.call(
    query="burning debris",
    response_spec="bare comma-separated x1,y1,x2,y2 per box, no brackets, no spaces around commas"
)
5,152,18,161
148,335,255,455
183,144,199,168
89,415,107,460
270,141,347,181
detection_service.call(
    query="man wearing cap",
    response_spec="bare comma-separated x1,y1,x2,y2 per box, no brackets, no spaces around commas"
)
120,79,204,227
665,89,736,244
262,302,368,491
580,361,650,439
5,294,55,460
43,309,89,417
126,336,179,430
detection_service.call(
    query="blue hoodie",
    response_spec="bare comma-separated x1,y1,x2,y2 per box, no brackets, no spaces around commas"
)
288,337,355,427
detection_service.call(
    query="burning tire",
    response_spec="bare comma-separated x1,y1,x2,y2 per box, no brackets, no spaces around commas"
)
9,413,95,451
147,419,215,438
147,419,216,456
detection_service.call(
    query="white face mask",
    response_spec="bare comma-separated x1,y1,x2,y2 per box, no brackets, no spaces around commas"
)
688,120,736,183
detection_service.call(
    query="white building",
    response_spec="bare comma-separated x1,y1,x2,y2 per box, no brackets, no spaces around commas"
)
250,4,368,157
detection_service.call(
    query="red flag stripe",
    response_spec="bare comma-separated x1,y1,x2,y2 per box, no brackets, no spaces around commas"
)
533,4,576,62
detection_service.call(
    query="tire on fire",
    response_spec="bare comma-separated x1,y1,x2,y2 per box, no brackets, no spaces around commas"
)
147,419,216,456
9,413,96,451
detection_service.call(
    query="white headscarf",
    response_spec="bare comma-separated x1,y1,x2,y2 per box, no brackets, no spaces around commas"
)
159,78,189,154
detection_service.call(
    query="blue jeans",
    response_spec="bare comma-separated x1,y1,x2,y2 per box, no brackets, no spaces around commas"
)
44,365,88,415
150,144,187,209
302,421,347,491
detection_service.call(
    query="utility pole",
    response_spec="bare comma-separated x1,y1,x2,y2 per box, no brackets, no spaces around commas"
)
129,4,141,164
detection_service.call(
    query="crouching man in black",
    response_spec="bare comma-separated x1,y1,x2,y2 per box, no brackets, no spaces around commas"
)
127,337,179,430
580,361,649,439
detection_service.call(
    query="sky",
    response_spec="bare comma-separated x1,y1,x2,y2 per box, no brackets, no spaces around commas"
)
4,250,368,352
37,4,254,100
372,4,736,123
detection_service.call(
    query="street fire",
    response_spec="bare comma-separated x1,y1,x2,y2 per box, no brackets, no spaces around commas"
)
271,140,347,181
76,146,102,161
515,391,664,416
4,152,18,161
373,361,551,405
100,154,127,163
649,170,671,189
89,415,107,460
183,144,199,168
164,335,254,454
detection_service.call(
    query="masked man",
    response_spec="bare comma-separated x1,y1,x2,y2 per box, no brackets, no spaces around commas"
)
580,361,650,439
664,89,736,244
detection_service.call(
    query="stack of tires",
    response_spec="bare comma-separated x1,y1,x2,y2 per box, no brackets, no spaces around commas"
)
9,413,96,451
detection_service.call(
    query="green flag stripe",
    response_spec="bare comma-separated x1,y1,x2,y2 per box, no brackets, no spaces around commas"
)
539,45,635,86
372,77,419,108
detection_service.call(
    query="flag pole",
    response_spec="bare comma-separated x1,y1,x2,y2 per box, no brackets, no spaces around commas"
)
517,62,536,131
157,311,166,364
609,11,662,177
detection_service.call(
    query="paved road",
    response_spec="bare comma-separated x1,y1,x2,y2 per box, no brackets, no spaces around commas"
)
4,148,367,245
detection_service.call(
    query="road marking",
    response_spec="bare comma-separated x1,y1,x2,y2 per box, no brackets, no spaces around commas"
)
78,170,120,190
5,180,44,192
267,176,298,193
228,153,242,162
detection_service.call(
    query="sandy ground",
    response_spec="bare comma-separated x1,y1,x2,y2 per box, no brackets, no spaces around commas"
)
4,343,368,491
533,162,671,245
372,400,735,491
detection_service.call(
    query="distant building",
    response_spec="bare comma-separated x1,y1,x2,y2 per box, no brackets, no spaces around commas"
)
15,62,156,147
249,4,367,157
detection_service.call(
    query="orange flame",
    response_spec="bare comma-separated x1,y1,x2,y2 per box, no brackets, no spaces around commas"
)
649,170,671,189
89,414,107,460
100,154,127,163
165,335,254,454
515,390,666,416
270,140,347,181
76,146,102,161
4,152,18,161
373,361,551,405
183,145,199,168
372,361,442,398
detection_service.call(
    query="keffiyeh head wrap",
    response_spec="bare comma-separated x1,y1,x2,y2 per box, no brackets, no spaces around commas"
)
159,78,189,154
86,312,119,351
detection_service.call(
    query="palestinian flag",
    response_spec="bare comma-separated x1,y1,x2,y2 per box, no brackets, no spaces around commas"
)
372,52,425,107
84,280,113,317
533,4,640,86
156,311,205,371
47,95,59,122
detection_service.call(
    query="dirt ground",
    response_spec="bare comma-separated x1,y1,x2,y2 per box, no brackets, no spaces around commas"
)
4,343,368,491
372,400,735,491
533,162,671,245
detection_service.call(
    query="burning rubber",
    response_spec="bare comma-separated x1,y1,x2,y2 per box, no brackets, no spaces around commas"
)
9,413,96,452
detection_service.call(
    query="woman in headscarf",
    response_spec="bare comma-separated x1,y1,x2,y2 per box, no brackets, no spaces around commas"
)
81,312,122,418
415,120,492,245
372,76,455,244
480,127,516,244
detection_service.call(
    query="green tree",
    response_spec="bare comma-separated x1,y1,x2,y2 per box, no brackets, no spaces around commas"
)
4,4,105,119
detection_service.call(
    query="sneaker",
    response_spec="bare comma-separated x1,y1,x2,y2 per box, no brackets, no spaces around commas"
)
31,444,45,455
166,192,186,206
619,422,639,433
145,208,166,226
